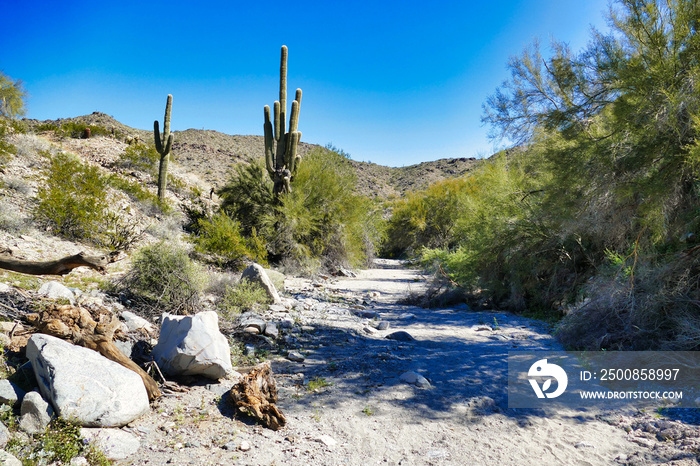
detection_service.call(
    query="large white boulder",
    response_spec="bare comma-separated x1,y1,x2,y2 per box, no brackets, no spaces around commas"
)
241,263,281,303
152,311,232,379
37,281,75,304
26,334,150,427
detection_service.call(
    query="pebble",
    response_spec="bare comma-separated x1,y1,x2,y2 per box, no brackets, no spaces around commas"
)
287,352,306,362
398,313,415,319
316,435,337,447
399,371,431,388
574,442,595,449
386,331,415,342
222,441,237,451
239,440,251,451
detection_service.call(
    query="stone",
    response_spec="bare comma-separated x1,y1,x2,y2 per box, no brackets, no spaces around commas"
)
471,325,492,332
488,334,509,341
239,440,251,451
0,379,25,407
398,313,415,320
287,352,305,362
120,310,156,335
370,321,389,331
26,334,149,427
37,281,75,304
316,434,337,447
0,450,21,466
279,318,294,329
19,390,54,434
152,311,233,379
264,322,279,339
399,371,431,388
239,313,266,334
0,420,10,448
80,428,141,460
69,457,89,466
574,442,596,449
353,310,379,319
386,331,415,342
113,339,134,358
0,282,12,293
241,264,281,304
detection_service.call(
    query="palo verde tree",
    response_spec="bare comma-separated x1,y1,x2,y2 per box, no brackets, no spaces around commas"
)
154,94,174,201
0,72,26,119
264,45,303,196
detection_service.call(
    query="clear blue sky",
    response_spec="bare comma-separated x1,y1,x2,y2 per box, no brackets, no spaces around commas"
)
2,0,610,167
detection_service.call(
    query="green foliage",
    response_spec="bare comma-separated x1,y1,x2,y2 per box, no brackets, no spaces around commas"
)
58,121,112,138
0,118,18,167
220,147,381,272
122,241,204,314
34,152,108,241
0,72,26,119
192,212,268,269
219,280,271,319
119,142,160,173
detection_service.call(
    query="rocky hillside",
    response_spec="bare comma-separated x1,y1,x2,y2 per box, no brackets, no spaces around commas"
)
22,113,481,198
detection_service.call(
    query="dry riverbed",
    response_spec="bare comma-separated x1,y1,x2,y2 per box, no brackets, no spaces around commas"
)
121,259,699,465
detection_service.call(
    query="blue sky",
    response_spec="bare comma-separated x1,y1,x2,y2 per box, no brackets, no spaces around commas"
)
2,0,610,166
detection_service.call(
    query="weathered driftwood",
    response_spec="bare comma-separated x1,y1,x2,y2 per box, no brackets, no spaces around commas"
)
230,361,286,430
27,303,162,401
0,251,120,276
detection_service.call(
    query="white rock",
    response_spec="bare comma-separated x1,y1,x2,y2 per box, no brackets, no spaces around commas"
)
0,282,12,293
152,311,233,379
238,440,251,451
26,334,149,427
0,379,25,407
241,264,281,303
399,371,431,388
0,420,10,448
69,457,89,466
37,281,75,304
80,428,141,460
316,434,337,447
19,390,54,434
0,450,22,466
120,310,156,335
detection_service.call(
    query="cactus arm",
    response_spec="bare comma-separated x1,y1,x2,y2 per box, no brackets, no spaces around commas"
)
287,132,299,174
273,101,281,141
264,105,275,175
164,133,173,155
154,120,163,153
163,94,172,138
279,45,287,137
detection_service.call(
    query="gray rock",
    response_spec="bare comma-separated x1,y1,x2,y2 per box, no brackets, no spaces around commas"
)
488,334,509,341
239,313,266,334
370,321,389,331
0,282,12,293
353,310,379,319
386,331,415,342
287,351,305,362
399,371,431,388
37,281,75,304
80,428,141,460
0,420,10,448
268,304,287,313
241,264,281,304
279,318,294,329
120,310,156,335
264,322,279,339
19,391,54,434
152,311,233,379
26,334,149,427
0,450,22,466
238,440,251,451
0,379,25,407
113,339,133,358
398,313,415,320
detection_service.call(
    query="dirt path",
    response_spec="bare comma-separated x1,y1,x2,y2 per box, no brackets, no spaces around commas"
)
126,260,699,465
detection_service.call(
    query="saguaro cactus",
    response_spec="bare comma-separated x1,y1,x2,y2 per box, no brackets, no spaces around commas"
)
154,94,173,201
264,45,302,196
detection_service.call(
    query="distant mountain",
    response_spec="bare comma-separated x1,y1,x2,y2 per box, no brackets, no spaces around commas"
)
22,112,482,198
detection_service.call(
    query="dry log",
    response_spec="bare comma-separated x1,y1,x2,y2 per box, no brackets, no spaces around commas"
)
27,303,162,401
230,361,286,430
0,251,121,276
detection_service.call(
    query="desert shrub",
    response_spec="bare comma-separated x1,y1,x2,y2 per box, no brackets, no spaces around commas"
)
121,241,204,314
192,212,268,269
34,152,108,241
219,147,382,272
98,211,146,251
218,280,271,319
118,142,159,173
0,203,27,234
0,118,17,166
58,121,111,138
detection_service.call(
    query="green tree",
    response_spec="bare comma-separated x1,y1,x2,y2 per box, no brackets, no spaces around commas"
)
0,72,26,119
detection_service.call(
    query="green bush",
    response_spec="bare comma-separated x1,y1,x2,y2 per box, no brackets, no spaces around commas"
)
219,280,272,319
0,118,18,167
34,152,108,241
192,212,268,269
219,147,382,272
59,121,112,138
122,241,204,314
118,142,160,173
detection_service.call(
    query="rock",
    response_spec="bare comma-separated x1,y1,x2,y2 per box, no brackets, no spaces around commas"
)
0,333,10,348
113,339,133,358
37,281,75,304
488,334,509,341
363,326,376,334
353,310,379,319
0,420,10,448
335,266,357,278
0,379,25,407
0,282,12,293
268,304,287,313
386,331,415,342
0,321,21,333
370,321,389,331
239,313,266,334
120,310,156,335
264,322,279,339
316,434,337,447
70,457,89,466
574,442,596,449
152,311,233,379
19,390,54,434
279,318,294,329
398,313,415,320
399,371,431,388
239,440,251,451
241,264,281,304
287,351,305,362
26,334,149,427
471,325,492,332
0,450,21,466
80,428,141,460
222,441,237,450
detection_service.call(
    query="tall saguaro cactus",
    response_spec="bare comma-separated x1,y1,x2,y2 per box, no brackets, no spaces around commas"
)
154,94,173,202
264,45,302,196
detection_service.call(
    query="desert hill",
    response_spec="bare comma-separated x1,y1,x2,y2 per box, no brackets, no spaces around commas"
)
22,112,481,198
